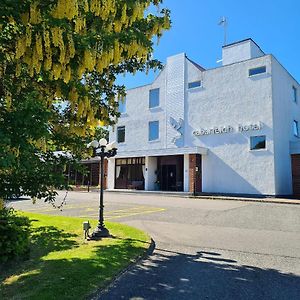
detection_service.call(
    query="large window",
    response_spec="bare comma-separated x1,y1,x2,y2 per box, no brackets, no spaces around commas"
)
249,66,266,77
149,121,159,141
115,157,145,190
188,81,201,89
149,88,160,108
293,86,297,103
293,120,299,137
250,135,266,150
117,126,125,143
118,98,126,113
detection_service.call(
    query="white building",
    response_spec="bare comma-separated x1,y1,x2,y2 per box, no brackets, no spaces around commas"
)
108,39,300,196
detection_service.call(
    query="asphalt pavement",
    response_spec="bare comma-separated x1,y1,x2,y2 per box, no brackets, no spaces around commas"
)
10,191,300,300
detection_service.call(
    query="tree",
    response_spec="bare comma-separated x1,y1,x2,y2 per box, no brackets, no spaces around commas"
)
94,126,109,141
0,0,170,203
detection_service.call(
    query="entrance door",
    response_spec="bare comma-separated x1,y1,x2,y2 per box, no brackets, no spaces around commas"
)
161,165,177,191
157,155,183,192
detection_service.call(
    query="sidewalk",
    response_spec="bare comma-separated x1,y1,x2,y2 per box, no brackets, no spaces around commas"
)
190,194,300,205
105,189,300,205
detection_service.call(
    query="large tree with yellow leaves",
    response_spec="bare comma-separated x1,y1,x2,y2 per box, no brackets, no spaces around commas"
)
0,0,170,202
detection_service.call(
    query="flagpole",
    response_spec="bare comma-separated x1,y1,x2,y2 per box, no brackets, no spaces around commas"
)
224,18,227,46
218,17,227,46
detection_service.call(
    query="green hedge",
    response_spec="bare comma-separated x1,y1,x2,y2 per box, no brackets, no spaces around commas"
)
0,207,31,263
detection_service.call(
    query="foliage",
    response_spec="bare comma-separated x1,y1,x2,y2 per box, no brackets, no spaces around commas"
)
0,212,150,299
94,126,109,141
0,0,171,202
0,207,31,263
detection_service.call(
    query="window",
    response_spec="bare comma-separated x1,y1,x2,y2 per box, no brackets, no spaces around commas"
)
149,121,159,141
249,66,266,77
293,120,299,137
250,135,266,150
117,126,125,143
115,157,145,190
188,81,202,89
118,98,126,113
116,157,145,166
293,86,297,103
149,88,160,108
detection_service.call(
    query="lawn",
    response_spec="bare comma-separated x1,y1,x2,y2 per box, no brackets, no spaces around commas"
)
0,212,150,299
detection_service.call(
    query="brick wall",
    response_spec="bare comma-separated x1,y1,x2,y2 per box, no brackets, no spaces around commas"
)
189,154,202,194
291,154,300,195
90,162,99,186
83,160,108,189
103,159,108,189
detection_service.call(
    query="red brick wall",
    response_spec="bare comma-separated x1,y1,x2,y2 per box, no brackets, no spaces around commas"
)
189,154,202,194
291,154,300,195
90,162,100,186
84,160,108,189
103,159,108,189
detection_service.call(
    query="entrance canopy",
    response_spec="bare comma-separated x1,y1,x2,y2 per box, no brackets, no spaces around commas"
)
114,146,208,159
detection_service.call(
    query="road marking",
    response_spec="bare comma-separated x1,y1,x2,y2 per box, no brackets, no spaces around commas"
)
15,203,166,220
106,208,165,220
105,206,160,213
78,206,166,220
85,207,96,212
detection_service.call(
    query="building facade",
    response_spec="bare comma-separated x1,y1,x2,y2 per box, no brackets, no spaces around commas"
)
107,39,300,196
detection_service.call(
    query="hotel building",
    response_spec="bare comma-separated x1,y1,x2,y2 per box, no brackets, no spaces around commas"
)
106,39,300,196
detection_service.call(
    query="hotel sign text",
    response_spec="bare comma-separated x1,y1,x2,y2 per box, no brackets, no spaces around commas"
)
193,122,263,136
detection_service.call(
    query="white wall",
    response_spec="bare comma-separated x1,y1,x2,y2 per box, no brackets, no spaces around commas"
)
271,56,300,195
109,77,166,152
166,53,185,148
145,156,157,190
222,39,264,66
183,154,190,192
251,42,265,59
107,158,115,190
186,55,276,195
109,53,187,153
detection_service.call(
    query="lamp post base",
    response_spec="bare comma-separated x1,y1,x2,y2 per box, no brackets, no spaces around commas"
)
88,225,111,240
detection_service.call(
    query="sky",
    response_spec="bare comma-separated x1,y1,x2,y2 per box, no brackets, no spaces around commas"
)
117,0,300,89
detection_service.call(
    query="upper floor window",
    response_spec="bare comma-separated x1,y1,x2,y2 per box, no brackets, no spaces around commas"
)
293,86,297,103
149,121,159,141
118,98,126,113
249,66,266,77
149,88,160,108
293,120,299,137
117,126,125,143
250,135,266,150
188,81,202,89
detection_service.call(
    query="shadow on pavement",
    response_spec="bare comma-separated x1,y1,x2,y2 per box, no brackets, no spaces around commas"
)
101,247,300,300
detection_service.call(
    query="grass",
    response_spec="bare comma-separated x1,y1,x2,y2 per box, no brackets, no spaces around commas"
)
0,212,150,300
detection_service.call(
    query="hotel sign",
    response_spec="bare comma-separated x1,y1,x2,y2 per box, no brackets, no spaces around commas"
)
193,122,263,136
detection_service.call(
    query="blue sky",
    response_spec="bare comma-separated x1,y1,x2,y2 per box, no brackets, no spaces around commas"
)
117,0,300,89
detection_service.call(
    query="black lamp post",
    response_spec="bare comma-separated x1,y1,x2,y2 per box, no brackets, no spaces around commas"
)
88,138,117,239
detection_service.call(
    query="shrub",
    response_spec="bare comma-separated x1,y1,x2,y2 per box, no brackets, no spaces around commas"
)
0,206,31,263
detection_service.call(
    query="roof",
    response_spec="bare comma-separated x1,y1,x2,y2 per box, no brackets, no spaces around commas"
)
186,56,206,71
222,38,265,54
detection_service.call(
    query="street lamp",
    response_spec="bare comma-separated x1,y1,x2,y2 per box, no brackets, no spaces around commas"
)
87,138,117,239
